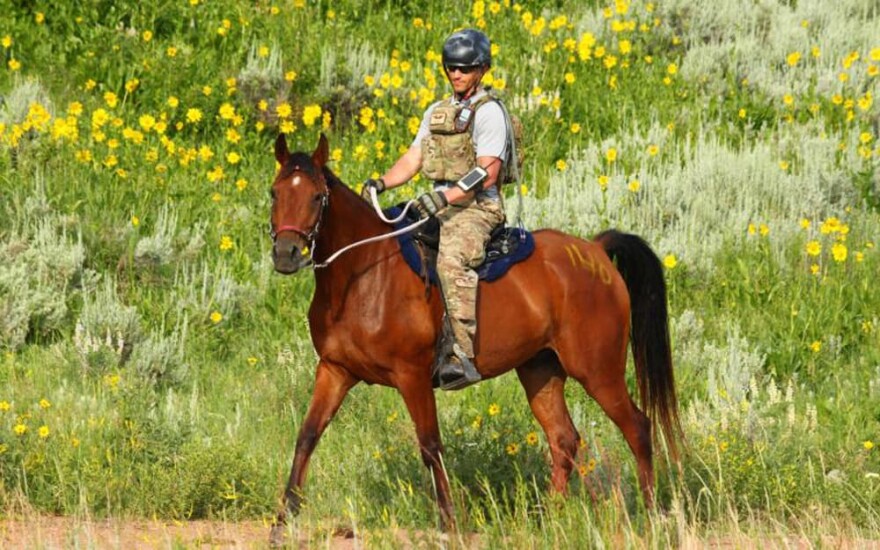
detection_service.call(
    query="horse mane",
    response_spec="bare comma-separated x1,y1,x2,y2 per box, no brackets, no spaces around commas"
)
279,152,321,181
280,150,391,229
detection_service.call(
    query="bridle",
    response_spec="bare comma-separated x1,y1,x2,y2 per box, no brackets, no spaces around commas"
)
269,167,429,270
269,165,330,265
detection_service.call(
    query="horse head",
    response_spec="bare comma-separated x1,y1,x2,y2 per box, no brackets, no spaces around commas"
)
270,133,330,274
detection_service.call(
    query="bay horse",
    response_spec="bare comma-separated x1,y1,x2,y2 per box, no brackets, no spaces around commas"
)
268,133,681,539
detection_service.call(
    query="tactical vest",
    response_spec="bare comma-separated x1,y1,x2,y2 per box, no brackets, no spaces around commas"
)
420,95,491,183
421,88,525,184
420,92,524,186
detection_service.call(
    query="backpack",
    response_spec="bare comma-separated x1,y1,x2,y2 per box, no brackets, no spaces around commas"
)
472,90,524,185
501,104,525,185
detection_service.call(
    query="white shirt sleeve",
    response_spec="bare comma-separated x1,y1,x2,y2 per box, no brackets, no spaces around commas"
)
472,101,508,159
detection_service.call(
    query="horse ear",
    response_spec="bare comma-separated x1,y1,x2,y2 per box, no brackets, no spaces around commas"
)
312,133,329,168
274,134,289,165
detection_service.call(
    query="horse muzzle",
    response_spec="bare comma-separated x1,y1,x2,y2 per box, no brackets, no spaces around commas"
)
272,237,312,274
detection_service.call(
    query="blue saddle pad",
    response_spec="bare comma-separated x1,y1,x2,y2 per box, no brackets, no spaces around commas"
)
386,206,535,284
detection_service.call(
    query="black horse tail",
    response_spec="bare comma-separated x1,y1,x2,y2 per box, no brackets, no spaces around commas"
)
596,229,683,459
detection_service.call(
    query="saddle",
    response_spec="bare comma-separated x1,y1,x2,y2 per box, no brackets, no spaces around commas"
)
386,204,535,286
385,204,535,389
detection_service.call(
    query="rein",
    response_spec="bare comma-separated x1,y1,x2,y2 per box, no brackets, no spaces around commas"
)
311,189,429,268
271,184,429,269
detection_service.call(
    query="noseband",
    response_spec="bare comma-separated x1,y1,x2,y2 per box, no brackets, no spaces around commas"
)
269,165,330,264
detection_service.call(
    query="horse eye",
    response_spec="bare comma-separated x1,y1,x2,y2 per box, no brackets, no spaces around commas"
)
313,193,324,203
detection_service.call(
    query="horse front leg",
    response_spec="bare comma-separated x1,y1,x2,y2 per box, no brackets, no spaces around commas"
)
398,375,456,531
271,360,357,545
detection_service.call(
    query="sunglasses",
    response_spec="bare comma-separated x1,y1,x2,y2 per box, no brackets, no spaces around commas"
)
445,65,481,74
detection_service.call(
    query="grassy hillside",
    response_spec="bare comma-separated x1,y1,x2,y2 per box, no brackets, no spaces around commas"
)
1,0,879,545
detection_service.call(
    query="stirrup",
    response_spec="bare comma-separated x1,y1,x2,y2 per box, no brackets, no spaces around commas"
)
434,345,481,391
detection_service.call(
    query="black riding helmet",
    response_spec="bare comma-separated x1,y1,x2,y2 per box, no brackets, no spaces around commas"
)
442,29,491,68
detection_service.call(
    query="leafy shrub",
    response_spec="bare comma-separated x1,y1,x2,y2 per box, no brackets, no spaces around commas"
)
128,318,190,387
0,208,85,350
141,440,272,519
75,279,142,369
237,42,289,125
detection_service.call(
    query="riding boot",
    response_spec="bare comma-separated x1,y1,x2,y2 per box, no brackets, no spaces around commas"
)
435,343,482,391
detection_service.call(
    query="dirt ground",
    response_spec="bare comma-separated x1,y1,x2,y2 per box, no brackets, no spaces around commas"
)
0,516,275,549
2,516,880,549
0,516,444,549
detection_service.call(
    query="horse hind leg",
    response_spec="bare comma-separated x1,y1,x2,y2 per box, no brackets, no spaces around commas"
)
559,341,655,508
587,376,653,507
516,351,580,494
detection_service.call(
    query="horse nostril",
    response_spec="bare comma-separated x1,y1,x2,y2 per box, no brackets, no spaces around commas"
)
272,240,300,263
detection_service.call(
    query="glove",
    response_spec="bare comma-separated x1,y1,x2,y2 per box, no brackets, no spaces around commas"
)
360,178,385,201
414,191,448,218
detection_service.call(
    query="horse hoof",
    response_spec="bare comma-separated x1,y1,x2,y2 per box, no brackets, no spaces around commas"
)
439,517,457,533
269,524,287,548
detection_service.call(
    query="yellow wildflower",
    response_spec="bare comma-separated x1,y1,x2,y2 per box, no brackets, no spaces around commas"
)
104,92,118,108
186,108,203,123
302,104,322,127
219,103,236,120
207,165,225,182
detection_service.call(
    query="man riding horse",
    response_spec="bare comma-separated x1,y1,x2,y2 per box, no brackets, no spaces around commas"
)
362,29,512,390
267,28,681,545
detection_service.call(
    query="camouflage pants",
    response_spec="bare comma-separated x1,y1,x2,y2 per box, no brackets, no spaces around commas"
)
437,196,505,358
